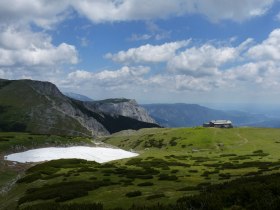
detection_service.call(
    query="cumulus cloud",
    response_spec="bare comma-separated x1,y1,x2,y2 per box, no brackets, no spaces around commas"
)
0,0,70,29
0,0,275,28
191,0,274,22
224,61,280,88
105,40,190,64
62,65,225,95
145,74,219,92
101,28,280,94
0,26,78,67
71,0,275,23
64,66,150,89
0,25,78,82
107,39,252,77
167,44,238,76
247,29,280,61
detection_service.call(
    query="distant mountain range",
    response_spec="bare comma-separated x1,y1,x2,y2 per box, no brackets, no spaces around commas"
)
65,92,280,128
0,79,159,136
63,92,93,101
2,78,278,136
142,103,279,128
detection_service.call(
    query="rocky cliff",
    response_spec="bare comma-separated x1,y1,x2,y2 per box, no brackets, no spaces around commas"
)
84,98,156,124
0,79,159,136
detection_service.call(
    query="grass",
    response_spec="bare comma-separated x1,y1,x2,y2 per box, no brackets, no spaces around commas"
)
1,127,280,209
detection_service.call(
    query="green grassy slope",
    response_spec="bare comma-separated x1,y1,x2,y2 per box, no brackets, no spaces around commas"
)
0,79,160,136
1,127,280,209
0,80,91,135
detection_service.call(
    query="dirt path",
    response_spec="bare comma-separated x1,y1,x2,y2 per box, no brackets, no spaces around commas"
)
236,133,249,146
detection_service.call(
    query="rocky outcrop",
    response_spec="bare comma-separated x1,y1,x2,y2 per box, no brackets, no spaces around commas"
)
84,99,156,124
28,80,64,98
0,79,159,136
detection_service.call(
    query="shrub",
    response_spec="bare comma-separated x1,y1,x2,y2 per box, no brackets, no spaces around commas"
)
171,169,179,174
17,173,42,183
18,180,116,205
125,191,142,197
218,173,231,180
188,170,198,173
137,182,154,186
158,174,178,181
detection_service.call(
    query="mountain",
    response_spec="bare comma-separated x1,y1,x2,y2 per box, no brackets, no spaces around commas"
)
142,103,270,127
0,79,159,136
244,119,280,128
63,93,156,124
63,92,93,101
84,98,156,124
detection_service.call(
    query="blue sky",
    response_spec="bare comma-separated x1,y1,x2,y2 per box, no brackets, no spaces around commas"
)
1,0,280,105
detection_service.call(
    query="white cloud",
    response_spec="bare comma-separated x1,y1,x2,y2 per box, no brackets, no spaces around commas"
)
145,74,219,92
0,0,70,29
224,61,280,88
106,40,190,64
224,62,265,82
65,66,150,89
100,29,280,96
0,25,78,82
167,44,238,76
107,38,255,78
71,0,275,23
62,65,224,95
191,0,274,22
0,26,78,67
247,29,280,61
0,0,274,29
174,75,214,91
59,27,280,101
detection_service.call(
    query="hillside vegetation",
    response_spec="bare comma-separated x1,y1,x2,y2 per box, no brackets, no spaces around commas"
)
0,79,159,136
1,127,280,209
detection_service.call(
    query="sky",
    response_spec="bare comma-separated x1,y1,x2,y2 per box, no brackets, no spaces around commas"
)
1,0,280,105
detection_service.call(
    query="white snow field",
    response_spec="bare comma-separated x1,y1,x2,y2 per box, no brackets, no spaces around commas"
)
4,146,138,163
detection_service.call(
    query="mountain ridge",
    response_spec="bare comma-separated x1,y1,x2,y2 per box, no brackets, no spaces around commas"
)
0,79,159,136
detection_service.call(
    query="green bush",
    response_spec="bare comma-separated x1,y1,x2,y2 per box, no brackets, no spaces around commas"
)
137,182,154,186
17,173,42,183
125,191,142,197
158,174,178,181
18,180,116,205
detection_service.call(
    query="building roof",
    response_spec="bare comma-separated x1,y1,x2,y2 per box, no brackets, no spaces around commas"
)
210,120,232,125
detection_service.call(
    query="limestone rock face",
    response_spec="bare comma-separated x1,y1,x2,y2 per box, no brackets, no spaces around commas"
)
84,99,156,124
0,79,159,136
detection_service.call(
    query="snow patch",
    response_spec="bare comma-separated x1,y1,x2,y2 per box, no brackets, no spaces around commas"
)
4,146,138,163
